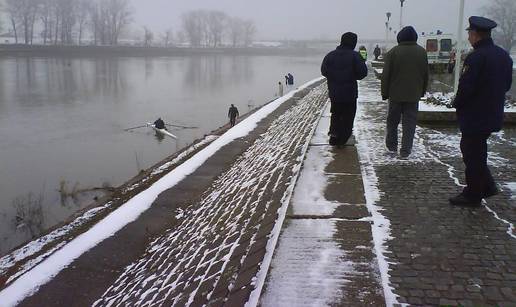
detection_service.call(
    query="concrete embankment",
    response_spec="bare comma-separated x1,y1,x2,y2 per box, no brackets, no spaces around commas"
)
0,78,329,306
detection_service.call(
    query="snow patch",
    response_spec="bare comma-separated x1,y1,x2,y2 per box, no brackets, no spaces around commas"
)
505,182,516,200
260,220,353,306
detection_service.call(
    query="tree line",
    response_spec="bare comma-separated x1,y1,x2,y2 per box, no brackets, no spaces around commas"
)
4,0,131,45
180,10,256,47
1,1,257,48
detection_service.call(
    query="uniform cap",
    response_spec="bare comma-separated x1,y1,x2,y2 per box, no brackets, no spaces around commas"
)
466,16,497,32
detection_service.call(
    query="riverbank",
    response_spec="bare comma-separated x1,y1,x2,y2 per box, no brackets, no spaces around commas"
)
0,102,264,288
0,44,323,57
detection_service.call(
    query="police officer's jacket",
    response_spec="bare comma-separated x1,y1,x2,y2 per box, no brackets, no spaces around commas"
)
454,38,513,135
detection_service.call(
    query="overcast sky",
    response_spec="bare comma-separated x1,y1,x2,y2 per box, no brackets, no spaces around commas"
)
131,0,490,40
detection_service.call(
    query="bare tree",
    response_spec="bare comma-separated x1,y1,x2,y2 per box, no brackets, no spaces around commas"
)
5,0,22,43
243,20,256,47
143,26,153,47
484,0,516,52
206,11,227,47
56,0,76,45
6,0,39,44
106,0,132,45
39,0,54,44
76,0,91,45
228,17,244,47
161,28,173,47
181,10,205,47
88,0,132,46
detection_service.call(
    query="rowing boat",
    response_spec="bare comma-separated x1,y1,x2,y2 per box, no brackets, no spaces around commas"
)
146,123,178,139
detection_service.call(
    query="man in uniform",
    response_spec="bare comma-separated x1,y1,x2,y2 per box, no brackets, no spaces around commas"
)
450,16,513,207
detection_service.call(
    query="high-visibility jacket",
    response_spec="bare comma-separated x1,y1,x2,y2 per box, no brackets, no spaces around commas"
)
359,49,368,60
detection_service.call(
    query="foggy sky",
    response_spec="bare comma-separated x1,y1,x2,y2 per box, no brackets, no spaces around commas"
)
131,0,490,40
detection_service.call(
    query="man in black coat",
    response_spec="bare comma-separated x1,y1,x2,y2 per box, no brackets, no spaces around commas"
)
321,32,368,145
374,44,381,60
228,104,239,127
450,16,513,207
154,118,165,129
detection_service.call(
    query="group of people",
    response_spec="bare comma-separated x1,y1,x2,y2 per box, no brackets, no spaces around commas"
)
322,16,513,207
278,73,295,97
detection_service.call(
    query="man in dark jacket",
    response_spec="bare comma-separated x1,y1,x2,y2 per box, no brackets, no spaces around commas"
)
374,45,382,60
321,32,368,145
228,104,239,127
154,118,165,129
449,16,513,207
382,26,429,158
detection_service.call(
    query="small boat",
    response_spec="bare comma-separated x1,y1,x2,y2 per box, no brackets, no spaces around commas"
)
147,123,178,139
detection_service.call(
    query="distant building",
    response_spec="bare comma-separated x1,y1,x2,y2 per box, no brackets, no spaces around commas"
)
0,33,17,44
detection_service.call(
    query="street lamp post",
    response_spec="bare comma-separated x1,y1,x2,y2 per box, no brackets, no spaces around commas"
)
400,0,406,29
386,12,392,47
453,0,466,93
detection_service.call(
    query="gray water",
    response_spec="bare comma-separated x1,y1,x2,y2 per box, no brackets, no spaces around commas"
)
0,54,323,255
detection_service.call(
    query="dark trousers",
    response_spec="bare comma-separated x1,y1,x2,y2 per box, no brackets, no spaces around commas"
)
329,100,357,145
230,117,236,127
386,101,418,155
460,133,495,200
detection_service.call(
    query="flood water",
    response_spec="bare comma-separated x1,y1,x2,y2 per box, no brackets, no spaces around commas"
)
0,54,324,255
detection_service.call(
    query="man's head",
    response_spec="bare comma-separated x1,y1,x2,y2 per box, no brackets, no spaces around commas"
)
340,32,358,49
397,26,418,44
466,16,497,47
231,104,234,107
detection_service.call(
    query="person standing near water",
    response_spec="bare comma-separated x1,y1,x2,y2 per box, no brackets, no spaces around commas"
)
228,104,240,127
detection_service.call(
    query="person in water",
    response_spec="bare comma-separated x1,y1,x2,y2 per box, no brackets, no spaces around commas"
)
154,118,165,129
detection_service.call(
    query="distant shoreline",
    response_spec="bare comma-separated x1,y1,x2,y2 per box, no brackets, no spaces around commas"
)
0,44,325,57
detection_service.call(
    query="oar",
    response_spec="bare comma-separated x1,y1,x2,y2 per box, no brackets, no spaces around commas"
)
165,123,199,129
124,124,149,132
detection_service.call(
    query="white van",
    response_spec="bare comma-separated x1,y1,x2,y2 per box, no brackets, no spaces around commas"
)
419,33,454,66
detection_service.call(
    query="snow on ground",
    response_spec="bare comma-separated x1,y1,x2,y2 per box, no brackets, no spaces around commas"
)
0,203,112,278
355,76,516,306
247,92,328,307
0,134,220,288
0,77,325,307
505,182,516,200
260,219,352,307
290,104,341,217
355,80,401,307
261,112,357,306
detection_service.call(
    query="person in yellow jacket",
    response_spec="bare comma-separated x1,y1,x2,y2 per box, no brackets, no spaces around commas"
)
359,46,368,61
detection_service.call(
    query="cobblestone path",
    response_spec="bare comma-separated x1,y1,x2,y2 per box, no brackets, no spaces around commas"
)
356,75,516,307
93,85,328,306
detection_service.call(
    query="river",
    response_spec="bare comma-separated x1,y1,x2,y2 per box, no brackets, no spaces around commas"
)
0,54,324,255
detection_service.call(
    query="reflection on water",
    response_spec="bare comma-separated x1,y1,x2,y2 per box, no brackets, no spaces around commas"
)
0,54,323,255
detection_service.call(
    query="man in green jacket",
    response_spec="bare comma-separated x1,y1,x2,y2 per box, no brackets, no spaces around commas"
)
381,26,429,158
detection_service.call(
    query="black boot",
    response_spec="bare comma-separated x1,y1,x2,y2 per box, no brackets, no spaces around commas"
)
449,194,481,207
483,185,499,198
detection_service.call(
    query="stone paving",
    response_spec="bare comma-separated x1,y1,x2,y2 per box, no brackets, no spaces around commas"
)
88,84,329,306
355,74,516,307
260,105,385,306
8,72,516,307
